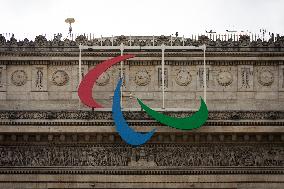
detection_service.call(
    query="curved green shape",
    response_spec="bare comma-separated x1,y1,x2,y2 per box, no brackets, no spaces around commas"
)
137,97,208,130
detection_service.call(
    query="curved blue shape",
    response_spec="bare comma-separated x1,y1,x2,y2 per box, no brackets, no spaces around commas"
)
112,79,156,146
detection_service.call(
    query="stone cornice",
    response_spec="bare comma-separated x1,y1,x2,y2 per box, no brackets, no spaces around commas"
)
1,51,284,57
0,167,283,175
0,110,283,121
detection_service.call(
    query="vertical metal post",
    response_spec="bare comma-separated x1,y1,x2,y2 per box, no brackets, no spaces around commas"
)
78,44,82,108
120,43,124,107
79,45,82,85
161,44,165,109
203,45,206,104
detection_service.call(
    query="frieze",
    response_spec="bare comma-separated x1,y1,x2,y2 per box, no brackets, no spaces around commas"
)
0,133,283,143
0,144,282,171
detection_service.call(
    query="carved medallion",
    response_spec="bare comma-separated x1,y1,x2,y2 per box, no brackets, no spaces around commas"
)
217,71,233,87
135,70,151,86
258,70,274,86
175,70,191,86
52,70,69,86
96,72,110,86
11,70,28,86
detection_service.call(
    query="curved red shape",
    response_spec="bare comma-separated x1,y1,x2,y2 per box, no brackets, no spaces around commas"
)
78,55,135,108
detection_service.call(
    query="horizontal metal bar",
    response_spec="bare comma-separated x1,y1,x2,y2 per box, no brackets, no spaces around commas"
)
79,45,205,51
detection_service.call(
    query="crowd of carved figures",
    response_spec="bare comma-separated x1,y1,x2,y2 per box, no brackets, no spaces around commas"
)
0,144,282,167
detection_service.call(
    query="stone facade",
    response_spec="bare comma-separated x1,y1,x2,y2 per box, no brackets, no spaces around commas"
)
0,34,283,188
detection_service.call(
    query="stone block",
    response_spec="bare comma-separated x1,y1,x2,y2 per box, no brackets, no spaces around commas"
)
0,92,6,100
48,91,72,100
237,92,255,99
30,91,48,100
255,91,278,100
7,91,30,100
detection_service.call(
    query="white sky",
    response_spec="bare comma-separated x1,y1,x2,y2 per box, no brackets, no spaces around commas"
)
0,0,283,40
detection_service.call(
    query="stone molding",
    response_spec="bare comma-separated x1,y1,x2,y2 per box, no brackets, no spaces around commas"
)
0,110,283,120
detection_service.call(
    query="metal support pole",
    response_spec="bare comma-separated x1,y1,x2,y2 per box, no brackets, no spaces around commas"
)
120,43,124,108
78,44,82,108
203,45,206,104
161,44,165,109
79,46,82,84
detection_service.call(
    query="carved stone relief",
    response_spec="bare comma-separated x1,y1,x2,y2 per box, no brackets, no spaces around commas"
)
217,71,233,87
11,70,28,86
35,67,43,89
241,68,251,88
0,34,284,50
51,70,69,86
96,72,110,86
282,68,284,88
31,66,47,92
238,66,253,91
0,144,282,167
281,66,284,91
0,67,3,88
258,69,274,87
175,69,191,86
255,66,277,92
134,69,151,86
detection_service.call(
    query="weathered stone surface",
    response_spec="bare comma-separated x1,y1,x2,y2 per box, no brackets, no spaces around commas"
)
0,35,284,188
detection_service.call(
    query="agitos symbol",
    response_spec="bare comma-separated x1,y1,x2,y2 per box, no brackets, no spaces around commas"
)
78,55,208,146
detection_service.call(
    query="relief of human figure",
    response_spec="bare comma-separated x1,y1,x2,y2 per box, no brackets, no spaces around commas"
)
36,68,43,89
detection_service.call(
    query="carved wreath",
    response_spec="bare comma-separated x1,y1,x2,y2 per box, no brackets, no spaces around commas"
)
175,70,191,86
217,71,233,87
11,70,28,86
135,70,151,86
96,72,110,86
52,70,69,86
258,69,274,86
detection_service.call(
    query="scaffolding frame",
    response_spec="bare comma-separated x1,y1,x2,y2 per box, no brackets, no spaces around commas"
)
79,43,206,110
